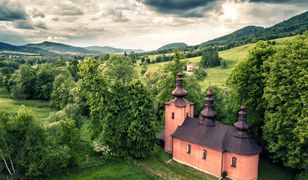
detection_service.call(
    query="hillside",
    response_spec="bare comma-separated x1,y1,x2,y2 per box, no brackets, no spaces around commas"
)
200,11,308,48
157,43,188,51
25,41,97,55
143,36,295,90
0,42,51,55
201,26,265,47
85,46,144,54
0,41,145,55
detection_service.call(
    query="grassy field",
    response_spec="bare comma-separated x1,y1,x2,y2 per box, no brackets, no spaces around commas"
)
141,36,295,91
47,161,154,180
135,148,217,180
0,88,57,124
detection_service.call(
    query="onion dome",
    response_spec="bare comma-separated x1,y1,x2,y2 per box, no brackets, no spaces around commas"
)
234,105,250,138
172,73,187,98
199,89,217,126
167,73,190,107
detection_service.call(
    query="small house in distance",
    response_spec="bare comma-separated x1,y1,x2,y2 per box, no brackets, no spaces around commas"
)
185,63,195,76
157,73,261,180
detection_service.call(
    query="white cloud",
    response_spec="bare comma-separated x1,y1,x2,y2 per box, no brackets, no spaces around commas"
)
0,0,307,50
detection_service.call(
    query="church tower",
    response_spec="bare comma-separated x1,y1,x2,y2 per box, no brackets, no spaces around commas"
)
164,73,194,153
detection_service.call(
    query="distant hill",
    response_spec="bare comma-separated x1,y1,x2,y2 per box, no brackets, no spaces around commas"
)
0,41,145,55
200,11,308,48
85,46,144,54
25,41,96,55
158,43,188,51
0,42,51,55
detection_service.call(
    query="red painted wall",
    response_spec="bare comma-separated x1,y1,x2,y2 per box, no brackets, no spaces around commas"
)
172,138,259,180
223,152,259,180
172,138,223,177
164,101,193,153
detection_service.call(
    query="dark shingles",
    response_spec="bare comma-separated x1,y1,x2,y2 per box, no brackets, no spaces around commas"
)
172,117,261,155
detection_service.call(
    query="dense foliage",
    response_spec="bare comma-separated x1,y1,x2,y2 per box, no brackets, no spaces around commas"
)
0,110,78,178
100,81,157,158
227,41,276,140
228,33,308,173
199,49,221,68
262,34,308,170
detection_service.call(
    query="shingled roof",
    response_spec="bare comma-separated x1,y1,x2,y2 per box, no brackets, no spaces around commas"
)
172,115,261,155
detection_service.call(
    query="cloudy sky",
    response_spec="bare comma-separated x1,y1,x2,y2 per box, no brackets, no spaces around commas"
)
0,0,307,50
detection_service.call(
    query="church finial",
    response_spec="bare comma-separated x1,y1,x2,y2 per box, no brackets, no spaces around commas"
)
234,105,249,131
199,89,217,126
172,73,187,98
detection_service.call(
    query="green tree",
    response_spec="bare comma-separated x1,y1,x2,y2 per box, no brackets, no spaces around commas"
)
100,81,157,158
50,71,76,109
263,34,308,170
209,86,240,125
193,66,207,80
68,59,79,81
128,51,137,64
102,55,136,84
77,57,108,135
34,64,56,100
9,64,36,99
227,41,276,140
0,110,45,177
199,49,221,67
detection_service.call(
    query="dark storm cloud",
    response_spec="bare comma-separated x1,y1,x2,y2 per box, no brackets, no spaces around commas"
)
140,0,303,17
13,20,48,30
0,0,27,21
13,20,35,29
249,0,294,3
141,0,216,17
35,21,47,29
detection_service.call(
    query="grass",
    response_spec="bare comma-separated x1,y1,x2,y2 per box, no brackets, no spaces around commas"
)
140,36,295,91
0,88,57,125
47,161,154,180
258,159,295,180
135,148,217,180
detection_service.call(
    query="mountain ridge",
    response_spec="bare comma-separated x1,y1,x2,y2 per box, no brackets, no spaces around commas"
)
157,42,188,51
199,11,308,48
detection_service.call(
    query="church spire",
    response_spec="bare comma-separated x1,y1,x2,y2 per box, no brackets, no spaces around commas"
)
234,105,250,138
199,89,217,126
234,105,249,131
172,73,187,98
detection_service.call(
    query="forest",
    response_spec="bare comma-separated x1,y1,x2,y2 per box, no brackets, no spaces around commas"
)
0,32,307,179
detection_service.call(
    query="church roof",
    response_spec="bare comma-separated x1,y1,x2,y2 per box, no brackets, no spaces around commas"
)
172,117,262,155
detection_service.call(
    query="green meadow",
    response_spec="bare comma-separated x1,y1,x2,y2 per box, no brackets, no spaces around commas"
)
142,36,294,91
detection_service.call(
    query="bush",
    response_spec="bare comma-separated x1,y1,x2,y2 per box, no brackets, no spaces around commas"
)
193,66,207,80
221,171,227,178
296,171,308,180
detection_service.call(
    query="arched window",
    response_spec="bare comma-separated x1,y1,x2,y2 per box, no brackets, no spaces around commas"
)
186,113,189,117
171,112,175,119
231,157,237,167
202,150,207,160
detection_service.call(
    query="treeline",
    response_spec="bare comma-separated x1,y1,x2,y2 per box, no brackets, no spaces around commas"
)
217,33,307,179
